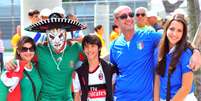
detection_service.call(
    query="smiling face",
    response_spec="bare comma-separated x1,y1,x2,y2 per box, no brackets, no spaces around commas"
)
18,42,35,62
167,20,184,48
114,7,134,33
82,35,102,61
84,44,99,61
46,28,67,53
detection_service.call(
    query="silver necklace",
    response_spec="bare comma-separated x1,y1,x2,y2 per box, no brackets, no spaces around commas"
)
47,43,66,71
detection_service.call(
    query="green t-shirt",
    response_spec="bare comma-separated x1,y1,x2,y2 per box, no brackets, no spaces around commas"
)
21,65,42,101
36,43,82,101
0,77,7,101
0,64,42,101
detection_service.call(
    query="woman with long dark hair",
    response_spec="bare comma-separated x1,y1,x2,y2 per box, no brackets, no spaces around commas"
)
154,15,197,101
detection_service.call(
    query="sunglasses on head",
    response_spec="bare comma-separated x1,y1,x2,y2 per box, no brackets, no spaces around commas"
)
136,13,146,17
21,46,35,52
118,12,134,20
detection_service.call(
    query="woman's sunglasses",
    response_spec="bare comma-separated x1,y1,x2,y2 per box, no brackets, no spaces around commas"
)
21,46,35,52
118,12,134,20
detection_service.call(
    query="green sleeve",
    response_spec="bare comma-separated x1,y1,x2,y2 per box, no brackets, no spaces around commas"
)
74,42,86,59
0,80,8,101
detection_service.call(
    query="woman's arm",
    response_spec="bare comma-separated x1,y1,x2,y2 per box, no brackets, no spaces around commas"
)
154,74,160,101
172,71,193,101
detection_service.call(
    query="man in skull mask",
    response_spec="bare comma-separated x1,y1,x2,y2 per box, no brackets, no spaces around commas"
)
6,12,86,101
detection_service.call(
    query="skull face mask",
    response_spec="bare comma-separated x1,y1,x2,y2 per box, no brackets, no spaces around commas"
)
46,28,67,54
25,12,87,54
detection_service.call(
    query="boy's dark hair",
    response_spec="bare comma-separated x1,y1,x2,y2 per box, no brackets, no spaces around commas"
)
28,10,40,16
82,35,102,56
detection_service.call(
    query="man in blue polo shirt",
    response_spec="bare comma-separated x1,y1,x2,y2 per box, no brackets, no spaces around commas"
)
110,6,201,101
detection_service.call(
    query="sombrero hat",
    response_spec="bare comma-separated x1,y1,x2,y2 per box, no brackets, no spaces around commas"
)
25,13,86,33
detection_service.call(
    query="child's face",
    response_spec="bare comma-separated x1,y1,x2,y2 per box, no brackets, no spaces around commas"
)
84,44,99,60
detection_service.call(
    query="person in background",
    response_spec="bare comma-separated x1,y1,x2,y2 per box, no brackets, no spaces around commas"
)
147,11,163,32
110,24,120,42
94,25,105,47
154,15,197,101
11,25,21,55
110,5,201,101
0,31,4,72
159,18,168,29
66,13,84,43
40,8,51,20
28,9,42,44
135,7,155,32
73,35,117,101
94,25,109,58
28,9,40,24
0,36,42,101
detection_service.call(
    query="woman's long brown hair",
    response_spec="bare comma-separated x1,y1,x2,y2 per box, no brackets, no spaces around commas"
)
156,15,188,76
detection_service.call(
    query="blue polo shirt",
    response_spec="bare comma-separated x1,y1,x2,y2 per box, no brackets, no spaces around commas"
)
110,31,161,101
158,48,195,99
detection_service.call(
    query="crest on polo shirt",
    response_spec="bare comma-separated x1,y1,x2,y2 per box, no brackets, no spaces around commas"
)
70,60,74,68
137,41,144,50
98,72,103,80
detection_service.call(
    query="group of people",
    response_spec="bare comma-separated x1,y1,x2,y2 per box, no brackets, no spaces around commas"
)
0,5,200,101
110,6,200,101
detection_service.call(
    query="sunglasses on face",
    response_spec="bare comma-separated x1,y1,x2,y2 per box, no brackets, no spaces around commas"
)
118,12,134,20
136,13,146,17
21,46,35,52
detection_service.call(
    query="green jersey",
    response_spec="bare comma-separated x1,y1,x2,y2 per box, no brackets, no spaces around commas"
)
36,43,82,101
0,64,42,101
